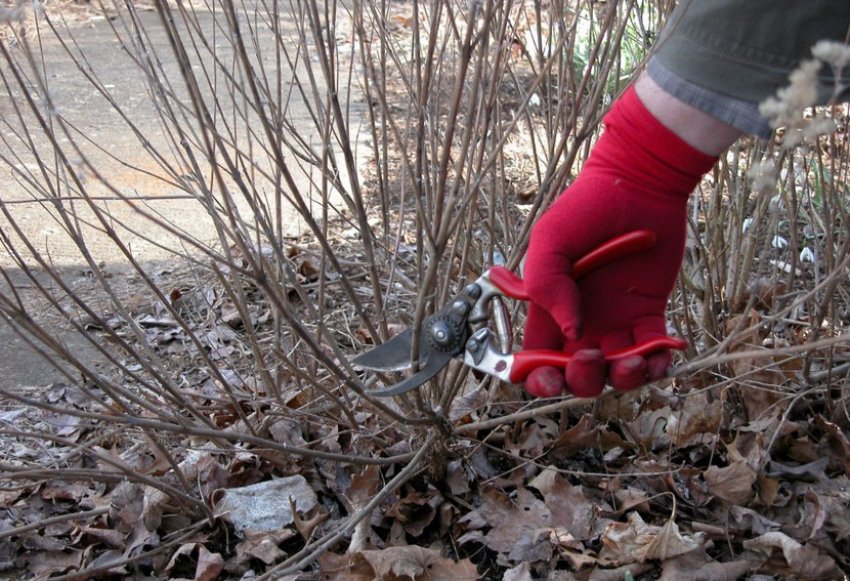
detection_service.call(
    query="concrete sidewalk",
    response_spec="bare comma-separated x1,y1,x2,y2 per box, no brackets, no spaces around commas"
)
1,2,366,265
0,2,368,388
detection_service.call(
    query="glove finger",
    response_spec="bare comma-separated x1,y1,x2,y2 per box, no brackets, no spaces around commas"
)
645,351,671,381
522,305,567,398
600,331,648,391
632,317,673,381
565,349,605,397
609,356,648,391
525,366,567,398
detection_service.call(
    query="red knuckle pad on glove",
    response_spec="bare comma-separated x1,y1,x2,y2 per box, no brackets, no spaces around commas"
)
521,85,717,397
525,366,567,398
646,351,672,381
566,349,605,398
609,356,649,392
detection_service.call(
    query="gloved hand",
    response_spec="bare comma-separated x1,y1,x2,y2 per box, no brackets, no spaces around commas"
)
522,85,717,398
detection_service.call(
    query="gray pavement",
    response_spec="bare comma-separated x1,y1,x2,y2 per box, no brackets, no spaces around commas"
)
0,3,367,388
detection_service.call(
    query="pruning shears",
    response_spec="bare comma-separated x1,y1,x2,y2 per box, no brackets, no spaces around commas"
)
353,230,687,397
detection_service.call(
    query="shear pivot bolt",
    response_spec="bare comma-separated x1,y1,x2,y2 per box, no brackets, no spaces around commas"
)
431,321,452,346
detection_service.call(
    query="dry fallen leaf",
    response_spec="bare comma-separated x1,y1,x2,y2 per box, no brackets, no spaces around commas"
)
289,498,330,541
550,414,630,460
354,323,407,346
390,14,413,29
664,391,723,448
163,543,224,581
317,552,375,581
347,465,382,554
600,512,703,566
234,529,295,566
625,406,673,450
659,548,753,580
385,485,443,537
743,531,838,579
76,525,125,549
458,486,553,566
502,561,534,581
729,505,781,535
26,549,85,578
529,467,600,541
505,417,559,458
725,311,793,420
194,545,225,581
359,545,479,580
815,416,850,476
704,460,758,505
445,459,473,495
449,383,488,423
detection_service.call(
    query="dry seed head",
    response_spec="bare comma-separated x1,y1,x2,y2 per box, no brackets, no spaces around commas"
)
811,40,850,70
758,59,821,130
747,159,778,195
802,116,837,142
758,41,850,150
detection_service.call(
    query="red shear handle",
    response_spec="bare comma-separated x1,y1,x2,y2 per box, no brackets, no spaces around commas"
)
487,229,656,299
508,336,687,383
572,230,656,279
486,268,530,300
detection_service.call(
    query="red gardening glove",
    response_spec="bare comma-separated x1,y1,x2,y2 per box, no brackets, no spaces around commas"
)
522,86,717,398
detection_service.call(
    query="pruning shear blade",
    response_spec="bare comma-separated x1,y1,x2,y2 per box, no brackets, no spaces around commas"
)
350,328,415,372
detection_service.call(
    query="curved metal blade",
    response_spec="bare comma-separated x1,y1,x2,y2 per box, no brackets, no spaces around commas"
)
370,353,453,397
351,328,415,372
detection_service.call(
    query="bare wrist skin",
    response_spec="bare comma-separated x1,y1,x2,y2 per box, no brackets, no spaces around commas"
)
634,73,744,156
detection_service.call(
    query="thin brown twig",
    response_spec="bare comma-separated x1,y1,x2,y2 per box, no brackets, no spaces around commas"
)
0,507,110,541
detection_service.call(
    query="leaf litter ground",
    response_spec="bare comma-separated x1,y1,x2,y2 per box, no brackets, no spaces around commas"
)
2,3,850,581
